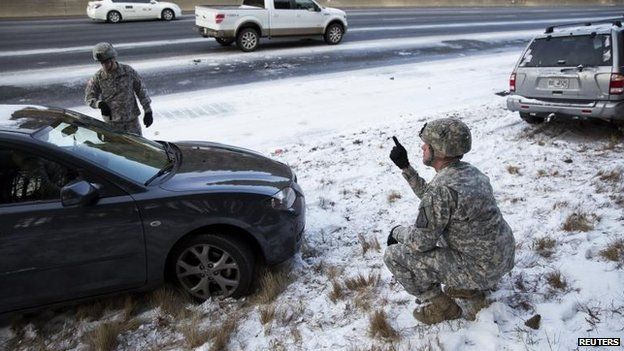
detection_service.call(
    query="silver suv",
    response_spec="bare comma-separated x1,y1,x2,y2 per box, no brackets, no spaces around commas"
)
507,18,623,125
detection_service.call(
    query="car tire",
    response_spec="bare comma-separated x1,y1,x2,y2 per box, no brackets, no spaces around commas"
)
216,38,236,46
107,11,122,23
324,22,344,45
520,112,544,124
236,27,259,52
162,9,174,21
170,233,255,300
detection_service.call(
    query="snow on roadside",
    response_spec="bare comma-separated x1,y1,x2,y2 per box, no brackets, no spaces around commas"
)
2,50,623,350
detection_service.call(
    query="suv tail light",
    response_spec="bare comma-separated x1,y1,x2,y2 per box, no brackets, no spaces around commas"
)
610,73,624,95
509,72,516,92
215,14,225,24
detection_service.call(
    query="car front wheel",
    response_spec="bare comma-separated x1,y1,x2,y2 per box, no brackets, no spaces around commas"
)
107,11,122,23
520,112,545,124
170,233,255,300
162,9,174,21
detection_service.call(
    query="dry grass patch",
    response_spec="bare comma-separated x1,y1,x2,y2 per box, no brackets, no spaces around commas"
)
387,191,402,204
208,315,239,351
259,304,276,325
597,169,622,183
88,319,140,351
545,270,568,291
180,321,211,349
324,264,344,281
599,239,624,264
358,233,381,255
149,286,192,318
533,237,557,258
506,165,521,175
329,279,345,303
562,211,595,232
368,310,399,341
344,272,381,292
253,269,292,304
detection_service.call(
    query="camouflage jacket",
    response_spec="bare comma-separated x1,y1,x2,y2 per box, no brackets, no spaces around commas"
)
393,161,515,285
85,63,151,122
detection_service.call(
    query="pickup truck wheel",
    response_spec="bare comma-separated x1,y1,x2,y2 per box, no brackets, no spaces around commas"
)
162,9,174,21
520,112,545,124
170,233,255,300
107,11,122,23
237,28,259,52
216,38,236,46
324,23,344,45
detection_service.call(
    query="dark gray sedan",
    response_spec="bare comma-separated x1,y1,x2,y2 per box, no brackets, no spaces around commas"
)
0,105,305,314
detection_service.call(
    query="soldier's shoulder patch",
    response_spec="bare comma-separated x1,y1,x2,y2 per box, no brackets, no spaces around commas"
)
416,208,429,228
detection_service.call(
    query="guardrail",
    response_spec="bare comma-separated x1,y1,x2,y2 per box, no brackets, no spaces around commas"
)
1,0,623,19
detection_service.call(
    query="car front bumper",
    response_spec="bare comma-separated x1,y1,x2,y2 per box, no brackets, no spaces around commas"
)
261,190,306,265
507,95,624,121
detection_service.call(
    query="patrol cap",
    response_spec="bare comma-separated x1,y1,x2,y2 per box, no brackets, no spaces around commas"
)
92,42,117,62
419,118,472,157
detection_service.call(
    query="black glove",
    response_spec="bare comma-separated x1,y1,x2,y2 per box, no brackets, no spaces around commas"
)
387,225,400,246
389,136,409,169
143,111,153,128
98,101,111,117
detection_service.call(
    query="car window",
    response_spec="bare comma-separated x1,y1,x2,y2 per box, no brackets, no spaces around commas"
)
33,115,169,185
274,0,292,10
294,0,316,10
0,148,78,205
243,0,265,8
519,34,612,67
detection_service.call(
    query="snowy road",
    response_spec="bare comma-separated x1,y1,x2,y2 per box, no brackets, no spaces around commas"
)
1,6,622,108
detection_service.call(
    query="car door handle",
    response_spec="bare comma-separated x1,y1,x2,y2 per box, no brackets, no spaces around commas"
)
126,5,133,8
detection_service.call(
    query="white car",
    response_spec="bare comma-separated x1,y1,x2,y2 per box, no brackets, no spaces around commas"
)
87,0,182,23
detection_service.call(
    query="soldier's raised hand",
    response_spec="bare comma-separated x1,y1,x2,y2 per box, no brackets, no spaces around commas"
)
389,136,409,169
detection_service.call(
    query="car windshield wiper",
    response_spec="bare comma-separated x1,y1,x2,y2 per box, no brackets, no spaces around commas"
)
145,141,178,186
560,64,595,72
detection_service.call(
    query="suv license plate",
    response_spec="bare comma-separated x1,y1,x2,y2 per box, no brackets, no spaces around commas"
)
547,78,569,89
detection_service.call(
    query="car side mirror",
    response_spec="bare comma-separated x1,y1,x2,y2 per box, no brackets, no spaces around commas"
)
61,180,99,207
150,0,157,4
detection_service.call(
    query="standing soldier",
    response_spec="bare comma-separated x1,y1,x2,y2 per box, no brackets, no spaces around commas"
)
384,118,515,325
85,42,153,136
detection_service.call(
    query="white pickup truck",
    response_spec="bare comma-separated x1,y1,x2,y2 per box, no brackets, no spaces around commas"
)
195,0,347,52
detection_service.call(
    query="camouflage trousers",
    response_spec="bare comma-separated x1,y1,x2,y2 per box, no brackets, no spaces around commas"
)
107,119,142,136
384,244,484,301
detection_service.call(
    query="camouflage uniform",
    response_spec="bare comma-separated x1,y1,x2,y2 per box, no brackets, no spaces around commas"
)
384,156,515,302
85,63,151,136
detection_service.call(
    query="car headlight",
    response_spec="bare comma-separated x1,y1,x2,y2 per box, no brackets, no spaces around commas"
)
270,187,297,210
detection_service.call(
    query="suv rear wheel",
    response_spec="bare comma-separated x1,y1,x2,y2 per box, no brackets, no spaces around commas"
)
237,28,259,52
520,112,545,124
170,233,255,300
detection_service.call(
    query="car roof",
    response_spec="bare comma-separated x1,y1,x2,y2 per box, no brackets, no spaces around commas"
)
0,105,77,134
536,23,621,39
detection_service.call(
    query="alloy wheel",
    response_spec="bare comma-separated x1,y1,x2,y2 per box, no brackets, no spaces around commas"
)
241,32,257,51
162,9,174,21
329,26,342,43
176,244,240,299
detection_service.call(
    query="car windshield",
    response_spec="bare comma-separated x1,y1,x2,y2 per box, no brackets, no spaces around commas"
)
33,114,170,184
519,34,612,67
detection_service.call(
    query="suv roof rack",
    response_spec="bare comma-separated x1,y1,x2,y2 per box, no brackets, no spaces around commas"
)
545,16,623,34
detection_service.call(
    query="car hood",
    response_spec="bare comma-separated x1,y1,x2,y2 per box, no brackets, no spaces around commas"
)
159,141,293,193
324,7,346,17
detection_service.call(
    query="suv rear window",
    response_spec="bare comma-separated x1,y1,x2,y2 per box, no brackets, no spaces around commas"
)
519,34,612,67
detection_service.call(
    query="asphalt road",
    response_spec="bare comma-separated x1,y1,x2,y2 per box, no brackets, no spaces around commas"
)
1,6,623,108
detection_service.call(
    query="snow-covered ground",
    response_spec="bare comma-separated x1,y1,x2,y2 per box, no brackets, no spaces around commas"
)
2,50,623,351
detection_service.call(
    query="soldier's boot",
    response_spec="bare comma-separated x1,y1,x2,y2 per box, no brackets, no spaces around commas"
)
444,287,487,321
412,293,462,325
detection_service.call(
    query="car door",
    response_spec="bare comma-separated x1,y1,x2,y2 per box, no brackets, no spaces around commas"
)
270,0,298,36
132,0,156,20
113,0,138,19
291,0,323,35
0,144,146,313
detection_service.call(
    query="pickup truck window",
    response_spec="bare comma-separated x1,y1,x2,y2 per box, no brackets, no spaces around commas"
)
243,0,265,8
294,0,317,10
274,0,292,10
